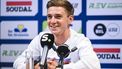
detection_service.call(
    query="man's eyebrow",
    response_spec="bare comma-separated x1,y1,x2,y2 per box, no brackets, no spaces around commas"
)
55,14,62,16
47,14,51,16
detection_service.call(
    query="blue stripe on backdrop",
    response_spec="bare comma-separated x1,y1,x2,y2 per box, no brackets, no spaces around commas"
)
81,0,87,35
91,40,122,44
0,40,31,44
87,16,122,20
0,62,13,67
101,63,122,68
0,0,1,16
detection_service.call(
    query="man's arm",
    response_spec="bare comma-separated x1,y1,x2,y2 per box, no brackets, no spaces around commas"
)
64,38,101,69
13,35,41,69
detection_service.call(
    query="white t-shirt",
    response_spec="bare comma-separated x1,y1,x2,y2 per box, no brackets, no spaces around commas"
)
13,29,101,69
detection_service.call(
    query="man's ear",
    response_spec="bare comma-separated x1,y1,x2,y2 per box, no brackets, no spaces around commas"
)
68,15,74,24
67,15,74,27
69,15,74,21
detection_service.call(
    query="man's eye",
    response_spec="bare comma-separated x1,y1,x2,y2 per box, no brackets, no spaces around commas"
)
55,16,61,19
47,16,52,19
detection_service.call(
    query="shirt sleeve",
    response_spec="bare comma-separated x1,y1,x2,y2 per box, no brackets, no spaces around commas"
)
64,37,101,69
13,53,27,69
13,35,41,69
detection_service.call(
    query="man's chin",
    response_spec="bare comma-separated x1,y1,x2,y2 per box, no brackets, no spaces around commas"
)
51,31,58,34
51,31,60,36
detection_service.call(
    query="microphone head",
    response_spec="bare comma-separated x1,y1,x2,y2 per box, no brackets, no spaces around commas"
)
40,33,54,49
56,44,70,58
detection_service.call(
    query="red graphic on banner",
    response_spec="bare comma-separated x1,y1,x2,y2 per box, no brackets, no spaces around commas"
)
6,1,32,6
94,48,120,53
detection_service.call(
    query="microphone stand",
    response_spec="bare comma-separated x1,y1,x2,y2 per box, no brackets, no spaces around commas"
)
40,46,49,69
56,46,78,69
25,51,34,69
40,60,47,69
58,56,64,69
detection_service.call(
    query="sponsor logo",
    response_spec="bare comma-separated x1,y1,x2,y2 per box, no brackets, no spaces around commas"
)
1,44,28,62
1,21,38,39
87,20,122,39
2,50,23,57
94,23,106,36
1,0,38,16
14,24,27,32
71,3,79,9
8,24,29,37
6,1,32,12
68,0,82,16
94,48,121,59
107,23,120,37
87,0,122,15
89,3,122,9
94,23,120,37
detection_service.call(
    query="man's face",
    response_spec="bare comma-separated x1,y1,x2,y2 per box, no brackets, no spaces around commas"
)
47,7,73,35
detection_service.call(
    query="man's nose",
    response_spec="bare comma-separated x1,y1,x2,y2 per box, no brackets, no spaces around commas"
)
50,17,56,23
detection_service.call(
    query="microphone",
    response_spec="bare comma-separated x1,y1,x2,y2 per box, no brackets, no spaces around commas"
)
56,44,70,58
56,44,78,58
56,44,70,69
56,44,78,69
40,33,54,68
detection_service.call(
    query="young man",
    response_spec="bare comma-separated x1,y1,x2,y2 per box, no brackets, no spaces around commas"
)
13,0,101,69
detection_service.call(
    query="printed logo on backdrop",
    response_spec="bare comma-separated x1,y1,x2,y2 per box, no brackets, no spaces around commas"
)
87,0,122,15
94,48,121,60
14,24,27,32
0,0,38,16
1,44,28,62
2,49,23,58
107,23,120,37
42,0,82,16
1,21,38,39
94,23,120,37
42,20,82,33
8,24,28,37
94,23,106,36
87,20,122,39
93,44,122,63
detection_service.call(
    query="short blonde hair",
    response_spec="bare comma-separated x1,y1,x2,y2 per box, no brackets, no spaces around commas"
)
47,0,74,16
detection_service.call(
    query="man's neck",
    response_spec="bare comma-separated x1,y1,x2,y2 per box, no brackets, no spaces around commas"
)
54,29,70,46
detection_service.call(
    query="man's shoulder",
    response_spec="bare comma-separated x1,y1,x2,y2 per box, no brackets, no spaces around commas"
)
70,29,85,38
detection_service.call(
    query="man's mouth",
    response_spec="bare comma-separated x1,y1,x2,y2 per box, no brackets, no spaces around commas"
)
50,23,60,28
